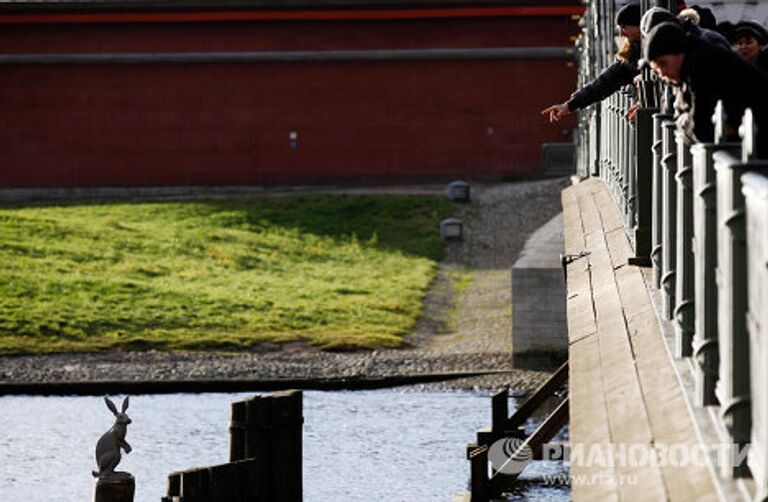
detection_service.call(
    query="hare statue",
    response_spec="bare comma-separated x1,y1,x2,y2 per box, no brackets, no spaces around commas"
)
92,396,132,479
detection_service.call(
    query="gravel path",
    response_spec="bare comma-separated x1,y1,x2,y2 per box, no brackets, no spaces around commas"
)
0,178,569,392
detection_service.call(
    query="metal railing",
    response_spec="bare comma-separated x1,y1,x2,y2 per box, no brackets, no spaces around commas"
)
573,0,768,496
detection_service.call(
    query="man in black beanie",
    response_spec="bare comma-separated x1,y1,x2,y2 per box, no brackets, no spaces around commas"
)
644,21,768,156
542,3,641,122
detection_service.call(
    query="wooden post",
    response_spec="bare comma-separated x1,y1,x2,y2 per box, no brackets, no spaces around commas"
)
229,400,247,462
180,467,210,502
167,391,303,502
165,472,181,500
94,475,135,502
238,458,263,500
208,462,240,501
245,396,268,460
244,396,271,495
491,389,508,438
268,390,303,502
467,443,489,502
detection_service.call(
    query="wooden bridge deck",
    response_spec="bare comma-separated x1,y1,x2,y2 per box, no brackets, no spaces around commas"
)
563,178,719,501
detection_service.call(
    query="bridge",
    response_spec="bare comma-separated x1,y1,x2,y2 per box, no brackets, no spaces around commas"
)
566,1,768,500
464,1,768,500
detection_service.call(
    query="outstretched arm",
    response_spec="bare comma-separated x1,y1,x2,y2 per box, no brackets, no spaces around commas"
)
566,59,638,112
541,102,571,122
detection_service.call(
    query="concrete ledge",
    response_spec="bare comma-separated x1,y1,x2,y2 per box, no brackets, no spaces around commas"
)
511,212,567,366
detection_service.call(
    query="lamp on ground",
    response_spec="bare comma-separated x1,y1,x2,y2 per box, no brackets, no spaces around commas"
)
447,181,471,203
440,218,464,241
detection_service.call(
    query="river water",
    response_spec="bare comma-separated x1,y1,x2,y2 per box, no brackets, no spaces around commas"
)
0,388,568,501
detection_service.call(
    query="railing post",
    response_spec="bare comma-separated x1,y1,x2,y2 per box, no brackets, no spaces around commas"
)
674,131,695,357
591,108,601,177
629,107,656,265
743,170,768,498
690,103,739,406
621,90,631,222
713,146,754,479
609,96,616,188
626,90,637,231
651,112,672,285
661,119,677,319
691,141,733,405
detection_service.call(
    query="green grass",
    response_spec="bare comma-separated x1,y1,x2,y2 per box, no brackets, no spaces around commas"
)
0,194,453,354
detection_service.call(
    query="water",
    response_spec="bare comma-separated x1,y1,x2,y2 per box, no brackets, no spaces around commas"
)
0,389,569,501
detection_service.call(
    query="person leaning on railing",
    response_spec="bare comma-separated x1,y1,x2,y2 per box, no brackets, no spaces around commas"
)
642,21,768,157
541,4,641,123
633,6,731,120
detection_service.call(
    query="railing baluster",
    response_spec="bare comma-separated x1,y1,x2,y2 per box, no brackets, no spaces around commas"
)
743,169,768,498
630,106,656,265
714,149,754,479
661,119,678,320
674,131,695,357
690,104,738,407
651,112,671,284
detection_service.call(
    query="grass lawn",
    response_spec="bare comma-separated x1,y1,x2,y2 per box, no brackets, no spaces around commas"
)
0,194,453,354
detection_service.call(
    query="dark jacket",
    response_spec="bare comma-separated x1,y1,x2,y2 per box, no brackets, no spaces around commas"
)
678,36,768,155
682,21,731,51
567,41,640,111
756,47,768,76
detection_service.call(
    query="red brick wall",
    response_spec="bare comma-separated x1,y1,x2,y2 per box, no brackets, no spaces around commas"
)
0,15,579,187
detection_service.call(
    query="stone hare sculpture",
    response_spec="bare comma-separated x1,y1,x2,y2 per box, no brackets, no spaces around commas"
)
92,396,132,479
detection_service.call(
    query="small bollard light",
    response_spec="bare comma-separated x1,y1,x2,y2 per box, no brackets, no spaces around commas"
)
447,180,471,203
440,218,464,241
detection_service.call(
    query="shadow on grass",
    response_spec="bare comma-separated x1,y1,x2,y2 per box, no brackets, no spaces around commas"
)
169,194,453,261
3,193,454,261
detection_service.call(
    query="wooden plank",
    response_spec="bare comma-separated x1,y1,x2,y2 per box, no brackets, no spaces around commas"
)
597,181,719,501
563,184,597,344
565,182,623,500
578,184,604,239
566,180,671,500
604,226,633,271
570,333,619,501
585,205,667,501
593,187,625,233
565,177,723,501
563,185,586,253
618,298,720,501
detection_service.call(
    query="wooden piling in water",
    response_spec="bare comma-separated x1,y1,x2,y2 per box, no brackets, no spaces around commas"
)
169,389,303,501
491,389,508,437
268,390,303,501
229,400,247,462
466,443,489,502
94,475,135,502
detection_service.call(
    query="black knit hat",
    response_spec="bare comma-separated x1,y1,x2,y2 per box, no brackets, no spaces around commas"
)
731,21,768,46
615,4,641,27
643,22,688,62
640,7,676,36
691,6,717,30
